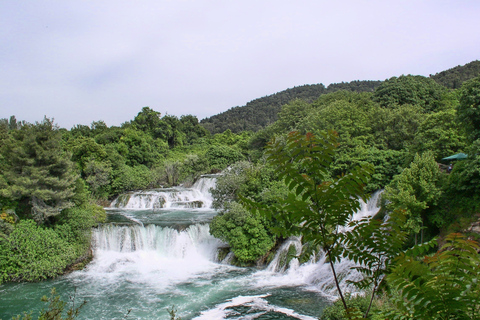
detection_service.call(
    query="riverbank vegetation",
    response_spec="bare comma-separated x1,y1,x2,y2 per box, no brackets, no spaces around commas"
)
1,61,480,319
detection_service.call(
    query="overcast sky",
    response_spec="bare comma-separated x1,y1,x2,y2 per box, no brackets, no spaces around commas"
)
1,1,479,129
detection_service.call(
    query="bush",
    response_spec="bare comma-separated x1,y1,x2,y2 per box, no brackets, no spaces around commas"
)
0,220,75,282
209,202,275,263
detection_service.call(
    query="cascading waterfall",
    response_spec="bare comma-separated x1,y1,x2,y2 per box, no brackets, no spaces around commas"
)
109,175,217,210
255,190,384,298
0,188,384,320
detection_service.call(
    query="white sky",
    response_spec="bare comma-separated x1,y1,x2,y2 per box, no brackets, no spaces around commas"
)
1,0,479,129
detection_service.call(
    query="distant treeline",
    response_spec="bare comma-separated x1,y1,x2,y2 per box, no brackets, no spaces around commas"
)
201,60,480,134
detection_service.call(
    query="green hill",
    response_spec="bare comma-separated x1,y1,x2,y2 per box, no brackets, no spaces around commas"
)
200,60,480,134
430,60,480,89
200,80,381,134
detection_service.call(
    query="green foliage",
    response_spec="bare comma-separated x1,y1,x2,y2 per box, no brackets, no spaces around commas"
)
116,128,164,167
209,202,275,263
299,92,377,144
201,81,381,134
386,233,480,320
0,202,104,284
83,159,112,199
210,161,250,210
245,131,372,248
131,106,163,138
66,136,108,172
372,75,447,113
55,203,106,247
0,118,78,223
447,140,480,197
210,160,287,210
341,210,408,317
410,108,466,159
320,294,371,320
0,220,75,282
456,76,480,142
333,147,405,193
382,152,444,239
430,60,480,89
205,144,244,170
372,104,423,151
273,99,312,133
243,131,373,317
110,164,156,194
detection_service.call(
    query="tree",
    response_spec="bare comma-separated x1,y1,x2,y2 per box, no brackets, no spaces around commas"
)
179,114,209,144
456,76,480,142
0,118,78,223
243,131,373,316
131,106,163,137
382,152,444,243
372,75,447,113
410,108,466,159
205,144,244,170
210,202,275,264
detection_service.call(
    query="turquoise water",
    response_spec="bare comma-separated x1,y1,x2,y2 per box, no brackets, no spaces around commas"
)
0,208,330,320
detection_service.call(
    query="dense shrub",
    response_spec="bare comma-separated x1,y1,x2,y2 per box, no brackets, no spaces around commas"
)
0,220,75,282
209,202,275,263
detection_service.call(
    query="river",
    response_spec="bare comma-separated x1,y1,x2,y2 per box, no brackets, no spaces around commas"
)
0,177,382,320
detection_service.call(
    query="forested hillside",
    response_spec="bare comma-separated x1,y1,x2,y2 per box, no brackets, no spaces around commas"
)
201,61,480,135
430,60,480,89
200,80,381,134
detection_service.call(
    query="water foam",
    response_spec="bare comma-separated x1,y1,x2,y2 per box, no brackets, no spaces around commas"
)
109,175,217,210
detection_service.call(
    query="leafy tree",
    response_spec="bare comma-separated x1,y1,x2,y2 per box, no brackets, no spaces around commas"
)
386,233,480,320
0,118,78,223
372,104,423,151
68,124,91,139
373,75,447,113
116,128,164,167
131,106,163,138
447,139,480,198
410,108,466,159
382,152,444,243
179,114,209,144
210,202,275,264
83,159,112,198
205,144,244,170
273,99,312,133
456,76,480,142
161,114,186,148
66,136,108,173
341,210,408,318
243,131,373,316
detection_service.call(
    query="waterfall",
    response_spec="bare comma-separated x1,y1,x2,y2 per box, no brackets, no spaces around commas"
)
93,223,221,259
257,190,383,298
84,223,226,288
109,175,216,210
267,237,302,273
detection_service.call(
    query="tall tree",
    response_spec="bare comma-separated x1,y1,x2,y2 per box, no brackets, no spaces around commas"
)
382,152,443,243
243,131,373,316
0,118,78,223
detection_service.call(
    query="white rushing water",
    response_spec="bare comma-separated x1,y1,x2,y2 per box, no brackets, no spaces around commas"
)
109,175,217,210
0,183,383,320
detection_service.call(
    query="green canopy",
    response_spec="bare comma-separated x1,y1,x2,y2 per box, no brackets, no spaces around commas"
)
442,153,468,161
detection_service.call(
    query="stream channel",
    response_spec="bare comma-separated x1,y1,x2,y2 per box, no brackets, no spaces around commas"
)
0,176,382,320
